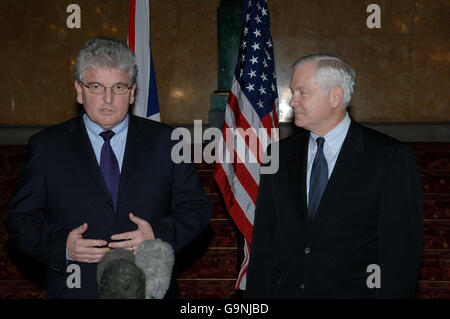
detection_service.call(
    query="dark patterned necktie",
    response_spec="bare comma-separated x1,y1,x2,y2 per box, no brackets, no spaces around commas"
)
99,131,120,210
308,137,328,220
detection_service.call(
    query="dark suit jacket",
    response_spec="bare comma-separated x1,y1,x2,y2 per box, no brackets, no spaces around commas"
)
246,120,423,299
3,114,212,298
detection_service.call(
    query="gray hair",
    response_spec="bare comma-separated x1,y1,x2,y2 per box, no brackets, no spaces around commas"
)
73,37,137,84
292,54,356,106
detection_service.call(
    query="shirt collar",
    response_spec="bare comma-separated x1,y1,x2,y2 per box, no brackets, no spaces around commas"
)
310,112,351,154
83,113,129,140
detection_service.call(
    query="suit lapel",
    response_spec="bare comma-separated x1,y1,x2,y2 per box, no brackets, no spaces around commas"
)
117,115,142,208
68,115,112,201
309,120,365,233
287,131,309,230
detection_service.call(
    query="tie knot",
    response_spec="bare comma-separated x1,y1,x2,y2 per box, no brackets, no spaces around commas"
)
100,130,115,142
316,137,325,150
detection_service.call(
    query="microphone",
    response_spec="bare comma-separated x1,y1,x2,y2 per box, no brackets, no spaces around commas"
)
96,239,175,299
97,248,146,299
135,239,175,299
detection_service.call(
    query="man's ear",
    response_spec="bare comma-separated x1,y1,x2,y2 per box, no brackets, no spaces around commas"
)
74,81,83,105
329,86,344,108
129,83,137,105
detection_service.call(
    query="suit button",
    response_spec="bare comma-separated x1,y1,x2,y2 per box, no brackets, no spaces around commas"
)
300,283,305,290
305,247,311,254
105,201,113,208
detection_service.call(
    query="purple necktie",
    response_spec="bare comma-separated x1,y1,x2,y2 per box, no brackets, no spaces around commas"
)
99,131,120,210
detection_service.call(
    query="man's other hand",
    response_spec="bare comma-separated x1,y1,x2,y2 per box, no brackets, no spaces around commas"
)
66,223,110,263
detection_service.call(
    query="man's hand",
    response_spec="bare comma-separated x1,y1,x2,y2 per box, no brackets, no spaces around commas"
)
66,223,110,263
108,213,155,253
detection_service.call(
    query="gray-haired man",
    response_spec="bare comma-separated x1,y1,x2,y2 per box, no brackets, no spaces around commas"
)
246,54,423,299
3,37,212,298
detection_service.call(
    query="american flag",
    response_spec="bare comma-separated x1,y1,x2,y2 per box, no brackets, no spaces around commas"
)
128,0,160,121
213,0,279,290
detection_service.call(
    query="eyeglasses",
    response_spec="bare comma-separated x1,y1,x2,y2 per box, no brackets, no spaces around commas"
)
79,81,132,95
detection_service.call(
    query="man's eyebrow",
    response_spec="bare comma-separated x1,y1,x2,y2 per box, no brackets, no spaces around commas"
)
85,81,129,85
290,86,309,91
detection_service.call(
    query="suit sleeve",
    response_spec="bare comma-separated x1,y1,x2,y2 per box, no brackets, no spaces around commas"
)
2,136,71,273
377,143,424,298
246,163,278,298
150,159,212,253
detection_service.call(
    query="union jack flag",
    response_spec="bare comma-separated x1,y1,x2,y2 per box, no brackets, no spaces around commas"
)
128,0,160,121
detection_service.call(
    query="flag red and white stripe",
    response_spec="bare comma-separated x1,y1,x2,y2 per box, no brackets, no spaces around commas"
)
214,0,279,290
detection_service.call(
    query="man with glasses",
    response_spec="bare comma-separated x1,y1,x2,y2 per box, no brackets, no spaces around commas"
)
3,37,212,298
